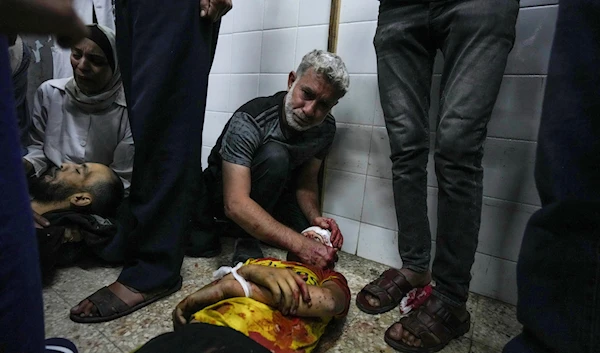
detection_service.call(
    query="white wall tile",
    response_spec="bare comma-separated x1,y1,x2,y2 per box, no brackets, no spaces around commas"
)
211,34,232,74
357,223,402,268
478,198,538,262
219,11,234,34
295,25,329,68
202,112,230,148
201,146,212,170
521,0,558,6
340,0,380,23
231,32,262,73
228,74,259,112
263,0,299,29
373,86,385,127
232,0,264,32
427,187,439,241
337,21,378,74
327,123,372,174
324,212,360,255
367,127,392,179
481,138,539,205
206,74,230,112
258,74,288,97
469,253,518,305
333,74,379,125
487,76,545,141
322,169,366,221
505,5,558,75
361,176,397,231
261,28,297,73
298,0,331,26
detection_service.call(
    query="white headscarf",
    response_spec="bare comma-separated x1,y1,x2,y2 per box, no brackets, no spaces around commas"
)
65,24,124,113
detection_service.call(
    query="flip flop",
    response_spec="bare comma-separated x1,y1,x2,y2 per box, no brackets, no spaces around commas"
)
70,276,182,323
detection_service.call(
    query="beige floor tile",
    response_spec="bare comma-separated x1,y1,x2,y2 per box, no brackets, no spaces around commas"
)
470,340,502,353
45,315,123,353
472,296,521,351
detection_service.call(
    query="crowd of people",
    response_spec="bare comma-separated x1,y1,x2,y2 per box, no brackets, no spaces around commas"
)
0,0,598,352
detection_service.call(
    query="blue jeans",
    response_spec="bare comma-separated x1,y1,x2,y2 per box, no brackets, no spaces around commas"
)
0,35,45,353
375,0,519,306
503,1,600,352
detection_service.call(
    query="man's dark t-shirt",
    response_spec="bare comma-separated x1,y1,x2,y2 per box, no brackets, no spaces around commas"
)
207,91,336,172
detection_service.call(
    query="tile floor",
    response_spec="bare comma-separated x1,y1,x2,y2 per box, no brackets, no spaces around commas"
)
44,239,522,353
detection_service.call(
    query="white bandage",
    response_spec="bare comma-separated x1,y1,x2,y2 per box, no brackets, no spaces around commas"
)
301,226,333,247
212,262,252,297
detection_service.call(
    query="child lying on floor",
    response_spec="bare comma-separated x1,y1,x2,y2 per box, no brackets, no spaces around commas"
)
135,226,351,353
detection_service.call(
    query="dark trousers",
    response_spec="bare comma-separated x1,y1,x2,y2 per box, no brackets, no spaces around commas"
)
137,323,271,353
0,36,44,353
375,0,519,306
503,1,600,352
198,142,310,238
114,0,219,291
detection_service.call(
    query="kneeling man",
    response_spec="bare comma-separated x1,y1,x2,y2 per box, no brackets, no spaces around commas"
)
189,50,349,269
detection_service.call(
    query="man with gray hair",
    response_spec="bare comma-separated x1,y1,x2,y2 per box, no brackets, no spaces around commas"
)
188,49,349,269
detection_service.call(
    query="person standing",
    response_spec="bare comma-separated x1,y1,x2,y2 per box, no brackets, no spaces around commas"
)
504,1,600,352
1,1,87,351
355,1,519,351
70,0,232,323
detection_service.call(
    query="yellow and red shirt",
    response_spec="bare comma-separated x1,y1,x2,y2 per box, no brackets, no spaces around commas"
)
192,258,351,353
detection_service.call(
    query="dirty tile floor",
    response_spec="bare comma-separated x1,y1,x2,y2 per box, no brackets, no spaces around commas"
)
44,238,522,352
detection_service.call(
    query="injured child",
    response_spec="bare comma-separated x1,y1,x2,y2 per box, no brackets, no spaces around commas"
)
136,226,351,353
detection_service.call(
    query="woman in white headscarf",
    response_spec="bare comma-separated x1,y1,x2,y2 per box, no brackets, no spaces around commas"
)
24,24,133,191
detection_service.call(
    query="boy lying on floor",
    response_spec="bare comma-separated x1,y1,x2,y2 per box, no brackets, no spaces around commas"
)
136,227,351,353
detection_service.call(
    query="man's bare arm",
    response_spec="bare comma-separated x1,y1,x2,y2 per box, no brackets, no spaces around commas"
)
296,158,344,249
222,161,336,268
173,266,348,328
296,158,323,222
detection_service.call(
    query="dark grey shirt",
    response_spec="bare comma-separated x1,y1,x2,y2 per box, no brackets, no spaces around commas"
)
207,91,336,171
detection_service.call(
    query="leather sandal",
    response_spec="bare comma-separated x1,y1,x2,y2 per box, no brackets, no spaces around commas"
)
384,295,471,353
70,276,182,323
356,268,415,314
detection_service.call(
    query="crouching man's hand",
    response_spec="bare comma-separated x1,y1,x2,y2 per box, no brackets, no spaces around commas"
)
311,217,344,249
293,236,338,270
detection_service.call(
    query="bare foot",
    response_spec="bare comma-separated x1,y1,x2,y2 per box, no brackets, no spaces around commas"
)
387,321,422,348
364,268,432,308
70,282,144,318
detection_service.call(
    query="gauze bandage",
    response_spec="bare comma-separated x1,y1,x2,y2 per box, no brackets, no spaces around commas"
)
301,226,333,247
212,262,252,297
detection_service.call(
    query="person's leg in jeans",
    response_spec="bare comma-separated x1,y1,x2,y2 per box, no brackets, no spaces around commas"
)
373,2,437,299
383,0,518,350
430,0,518,307
70,0,219,321
0,35,45,353
504,1,600,352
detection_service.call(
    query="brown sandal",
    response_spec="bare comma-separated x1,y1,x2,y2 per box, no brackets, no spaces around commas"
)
356,268,415,314
384,295,471,353
70,276,183,323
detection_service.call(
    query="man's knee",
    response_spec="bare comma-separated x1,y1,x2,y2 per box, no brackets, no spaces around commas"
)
251,142,291,181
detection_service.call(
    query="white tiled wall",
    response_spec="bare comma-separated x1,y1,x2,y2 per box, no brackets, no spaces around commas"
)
203,1,558,305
